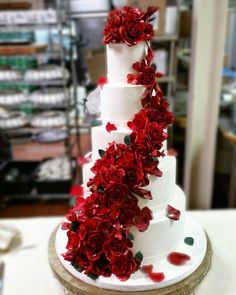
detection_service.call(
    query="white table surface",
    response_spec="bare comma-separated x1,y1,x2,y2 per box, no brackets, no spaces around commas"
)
0,210,236,295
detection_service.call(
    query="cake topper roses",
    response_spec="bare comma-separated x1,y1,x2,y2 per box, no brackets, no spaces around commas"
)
103,6,158,46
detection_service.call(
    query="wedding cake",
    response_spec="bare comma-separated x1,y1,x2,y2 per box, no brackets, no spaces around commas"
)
56,6,208,291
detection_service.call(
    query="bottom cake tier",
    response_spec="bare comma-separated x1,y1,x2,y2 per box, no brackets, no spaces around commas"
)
55,213,207,292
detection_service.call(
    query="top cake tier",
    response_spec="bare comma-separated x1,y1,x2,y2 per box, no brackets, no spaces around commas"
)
107,41,147,84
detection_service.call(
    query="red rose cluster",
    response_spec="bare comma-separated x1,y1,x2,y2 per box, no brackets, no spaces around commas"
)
61,193,144,281
62,7,174,282
104,6,158,46
127,45,173,177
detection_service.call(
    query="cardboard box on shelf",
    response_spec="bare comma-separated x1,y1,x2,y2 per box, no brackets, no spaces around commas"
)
180,10,192,38
11,134,89,161
4,0,44,10
127,0,166,35
86,48,106,85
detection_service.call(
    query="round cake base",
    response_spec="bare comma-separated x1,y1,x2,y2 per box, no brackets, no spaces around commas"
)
48,214,212,295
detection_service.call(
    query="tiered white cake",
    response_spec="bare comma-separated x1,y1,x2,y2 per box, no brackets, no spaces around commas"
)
82,41,185,265
56,40,207,292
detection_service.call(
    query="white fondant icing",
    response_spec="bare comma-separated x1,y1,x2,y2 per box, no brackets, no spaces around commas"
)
56,214,207,291
101,84,145,124
107,42,147,83
91,125,167,160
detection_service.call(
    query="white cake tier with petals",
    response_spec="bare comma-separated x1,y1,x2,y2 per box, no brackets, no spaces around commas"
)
83,156,176,208
130,185,185,264
91,125,167,160
107,42,147,83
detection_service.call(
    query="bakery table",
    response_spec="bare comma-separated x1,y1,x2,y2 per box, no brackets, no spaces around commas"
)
0,210,236,295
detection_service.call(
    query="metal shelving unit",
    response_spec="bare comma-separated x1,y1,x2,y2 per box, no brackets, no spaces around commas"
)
0,0,79,198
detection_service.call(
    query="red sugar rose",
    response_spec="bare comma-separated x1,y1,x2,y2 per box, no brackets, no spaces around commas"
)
105,166,125,184
93,253,111,277
120,20,146,46
86,230,105,261
103,235,132,260
110,251,140,281
105,183,128,207
141,66,156,85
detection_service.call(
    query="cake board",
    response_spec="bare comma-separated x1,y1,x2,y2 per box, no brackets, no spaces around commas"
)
48,215,212,295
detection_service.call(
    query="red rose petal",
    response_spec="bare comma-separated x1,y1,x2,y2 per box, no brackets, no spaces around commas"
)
167,148,178,157
167,252,191,266
148,272,165,282
97,76,107,86
167,205,181,221
141,264,153,274
70,185,84,197
61,222,70,230
106,122,117,132
156,71,164,78
77,155,91,166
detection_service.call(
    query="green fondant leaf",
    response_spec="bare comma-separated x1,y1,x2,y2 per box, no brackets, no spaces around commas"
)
98,149,105,158
124,135,131,145
184,237,194,246
70,221,79,232
135,251,143,261
87,273,99,280
97,186,104,193
152,157,159,162
69,197,75,207
127,232,134,241
76,266,84,273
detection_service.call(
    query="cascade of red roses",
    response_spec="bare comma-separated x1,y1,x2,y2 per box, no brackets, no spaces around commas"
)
62,6,173,281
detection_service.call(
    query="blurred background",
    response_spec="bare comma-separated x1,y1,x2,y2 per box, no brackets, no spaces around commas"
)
0,0,234,217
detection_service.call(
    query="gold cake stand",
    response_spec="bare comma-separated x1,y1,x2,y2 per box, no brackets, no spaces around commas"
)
48,227,212,295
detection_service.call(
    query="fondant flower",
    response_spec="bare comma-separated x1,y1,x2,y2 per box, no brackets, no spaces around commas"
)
105,166,125,184
118,206,135,227
86,230,105,261
142,66,156,85
93,253,111,277
146,122,168,146
103,235,132,260
120,20,146,46
130,109,148,130
104,183,128,207
110,250,140,281
148,108,173,127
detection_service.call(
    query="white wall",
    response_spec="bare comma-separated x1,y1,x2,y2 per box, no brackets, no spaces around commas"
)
184,0,228,209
